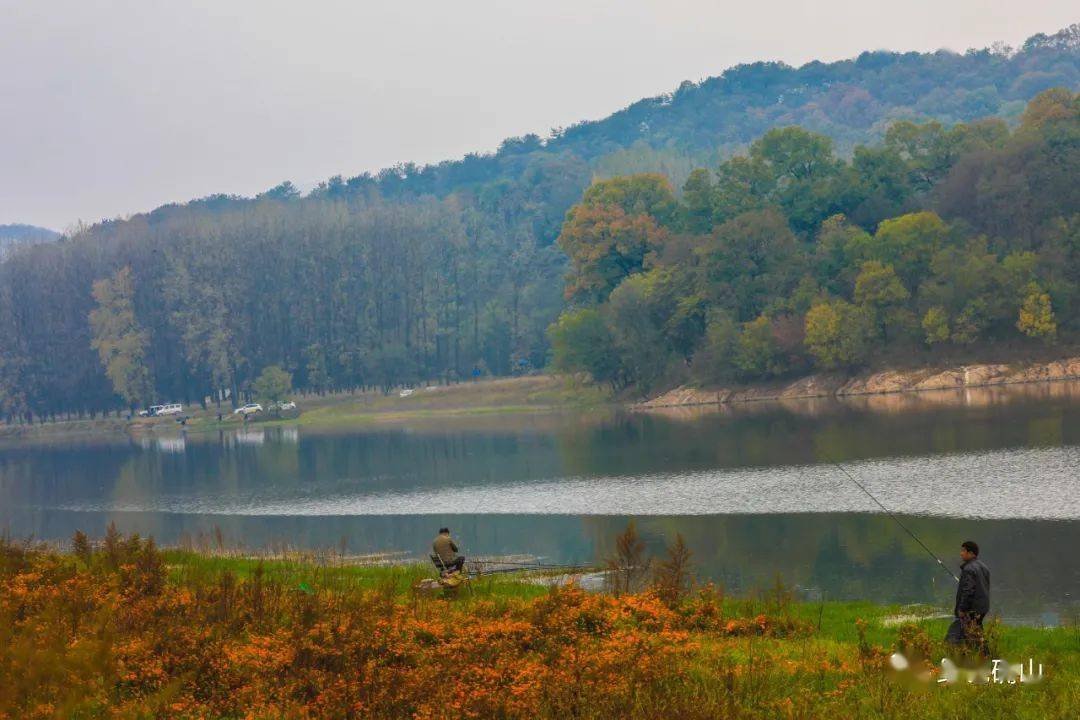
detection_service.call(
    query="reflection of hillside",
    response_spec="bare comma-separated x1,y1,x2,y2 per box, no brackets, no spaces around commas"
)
847,381,1080,414
4,388,1079,513
301,408,618,437
557,387,1077,477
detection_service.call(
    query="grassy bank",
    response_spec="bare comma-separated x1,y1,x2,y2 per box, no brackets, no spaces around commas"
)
289,375,613,428
0,376,614,442
2,535,1077,719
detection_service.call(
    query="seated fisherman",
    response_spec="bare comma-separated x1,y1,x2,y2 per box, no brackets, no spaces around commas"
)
432,527,465,574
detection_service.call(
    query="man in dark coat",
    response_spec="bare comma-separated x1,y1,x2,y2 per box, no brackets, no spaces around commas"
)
945,540,990,652
432,527,466,575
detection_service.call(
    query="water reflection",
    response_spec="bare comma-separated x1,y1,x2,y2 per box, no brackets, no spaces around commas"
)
2,381,1079,621
137,435,187,453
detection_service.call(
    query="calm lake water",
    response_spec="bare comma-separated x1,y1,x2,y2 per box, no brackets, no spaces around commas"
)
3,381,1079,623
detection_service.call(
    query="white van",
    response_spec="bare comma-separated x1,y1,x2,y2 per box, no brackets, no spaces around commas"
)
156,403,183,416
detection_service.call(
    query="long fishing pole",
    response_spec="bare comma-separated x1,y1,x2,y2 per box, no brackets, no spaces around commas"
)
826,455,959,583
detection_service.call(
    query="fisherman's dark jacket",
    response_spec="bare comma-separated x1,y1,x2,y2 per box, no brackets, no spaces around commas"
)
433,534,460,564
954,557,990,618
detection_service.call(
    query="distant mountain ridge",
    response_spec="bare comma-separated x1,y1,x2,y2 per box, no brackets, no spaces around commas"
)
108,24,1080,246
0,224,60,259
327,24,1080,202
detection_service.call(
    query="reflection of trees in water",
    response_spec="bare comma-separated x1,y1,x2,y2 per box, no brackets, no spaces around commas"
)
555,388,1079,479
582,513,1079,617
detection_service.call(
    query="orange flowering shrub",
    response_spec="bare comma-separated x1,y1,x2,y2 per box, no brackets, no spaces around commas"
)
1,536,821,719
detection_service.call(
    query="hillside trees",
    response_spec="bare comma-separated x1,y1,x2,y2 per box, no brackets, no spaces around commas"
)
89,267,154,409
549,90,1080,391
0,30,1078,418
0,189,567,419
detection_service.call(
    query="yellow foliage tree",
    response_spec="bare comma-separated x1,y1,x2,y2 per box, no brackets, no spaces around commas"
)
1016,286,1057,341
89,267,154,408
921,307,950,345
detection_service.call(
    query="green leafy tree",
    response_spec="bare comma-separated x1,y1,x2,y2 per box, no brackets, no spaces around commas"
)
303,344,330,394
252,365,292,405
751,127,844,232
88,267,153,409
752,126,839,182
711,156,773,224
951,301,989,345
920,240,1016,343
812,215,872,294
847,145,916,228
854,261,910,340
605,274,671,391
694,209,802,321
367,344,417,395
804,300,875,369
733,315,799,378
922,306,951,345
680,168,716,233
691,310,739,385
578,173,679,224
854,261,909,307
547,308,622,387
863,212,951,288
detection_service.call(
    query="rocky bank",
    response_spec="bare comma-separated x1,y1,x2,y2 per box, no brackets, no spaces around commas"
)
637,357,1080,409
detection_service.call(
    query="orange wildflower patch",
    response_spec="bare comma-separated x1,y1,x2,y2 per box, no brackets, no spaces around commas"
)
0,536,819,719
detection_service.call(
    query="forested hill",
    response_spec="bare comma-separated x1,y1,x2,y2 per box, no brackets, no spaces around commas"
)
334,25,1079,227
0,26,1078,421
548,89,1079,392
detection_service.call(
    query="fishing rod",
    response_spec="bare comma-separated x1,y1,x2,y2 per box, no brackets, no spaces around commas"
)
826,455,959,583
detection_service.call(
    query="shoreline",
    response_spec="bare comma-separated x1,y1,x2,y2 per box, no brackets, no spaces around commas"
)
4,357,1080,442
636,357,1080,409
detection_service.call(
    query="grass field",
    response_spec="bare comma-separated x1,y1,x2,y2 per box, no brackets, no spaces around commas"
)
2,533,1077,719
0,375,614,442
286,375,613,427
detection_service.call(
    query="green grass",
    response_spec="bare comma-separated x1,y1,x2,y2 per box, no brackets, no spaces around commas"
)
160,550,1080,662
162,549,553,602
289,375,614,428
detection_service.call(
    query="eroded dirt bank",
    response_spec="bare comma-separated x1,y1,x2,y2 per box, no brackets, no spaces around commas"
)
638,357,1080,408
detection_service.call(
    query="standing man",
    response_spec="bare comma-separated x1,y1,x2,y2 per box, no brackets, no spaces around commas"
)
946,540,990,653
432,527,466,575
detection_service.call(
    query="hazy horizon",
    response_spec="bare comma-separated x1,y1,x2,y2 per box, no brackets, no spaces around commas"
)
2,1,1077,231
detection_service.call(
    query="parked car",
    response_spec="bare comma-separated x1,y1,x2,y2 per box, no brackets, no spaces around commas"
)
139,403,182,417
233,403,263,416
274,401,297,411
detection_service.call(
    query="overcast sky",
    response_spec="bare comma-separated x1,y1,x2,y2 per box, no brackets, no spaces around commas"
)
2,1,1076,231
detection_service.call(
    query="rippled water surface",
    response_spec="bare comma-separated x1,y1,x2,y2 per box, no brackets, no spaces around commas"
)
3,382,1079,622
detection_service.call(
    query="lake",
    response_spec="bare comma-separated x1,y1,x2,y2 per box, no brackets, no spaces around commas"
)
2,381,1079,624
